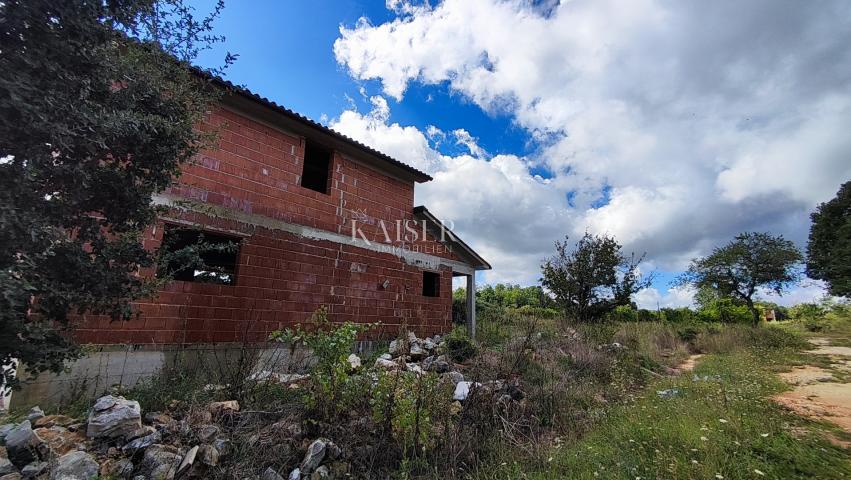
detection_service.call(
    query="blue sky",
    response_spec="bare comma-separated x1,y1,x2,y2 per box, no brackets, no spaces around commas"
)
193,0,532,160
188,0,851,307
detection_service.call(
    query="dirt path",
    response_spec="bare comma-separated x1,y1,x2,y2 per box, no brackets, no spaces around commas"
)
773,337,851,446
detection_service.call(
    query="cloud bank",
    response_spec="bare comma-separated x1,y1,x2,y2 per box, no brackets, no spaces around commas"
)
330,0,851,305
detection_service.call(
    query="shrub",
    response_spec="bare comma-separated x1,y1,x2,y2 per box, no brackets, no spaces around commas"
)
693,324,805,353
693,326,752,354
748,325,806,350
613,322,689,368
270,306,373,419
608,305,637,322
443,325,478,362
802,317,831,332
370,370,450,458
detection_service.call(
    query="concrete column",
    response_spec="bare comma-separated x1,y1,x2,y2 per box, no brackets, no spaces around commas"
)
466,273,476,340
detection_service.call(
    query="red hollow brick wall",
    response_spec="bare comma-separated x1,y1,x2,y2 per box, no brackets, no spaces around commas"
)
73,105,460,345
75,215,454,344
170,106,460,261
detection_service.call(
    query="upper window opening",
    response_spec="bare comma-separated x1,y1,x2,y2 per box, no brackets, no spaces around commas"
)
301,140,332,194
158,226,240,285
422,271,440,297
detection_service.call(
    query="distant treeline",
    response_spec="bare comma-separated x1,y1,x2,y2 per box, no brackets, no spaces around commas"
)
454,283,849,327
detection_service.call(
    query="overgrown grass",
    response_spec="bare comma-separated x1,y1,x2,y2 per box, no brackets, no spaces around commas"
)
480,346,851,479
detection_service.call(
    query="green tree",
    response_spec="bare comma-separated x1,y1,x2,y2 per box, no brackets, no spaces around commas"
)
678,232,802,327
541,232,650,322
476,283,550,308
807,181,851,297
0,0,232,389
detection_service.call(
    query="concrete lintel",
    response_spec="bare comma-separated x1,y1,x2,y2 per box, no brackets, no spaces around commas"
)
152,193,478,274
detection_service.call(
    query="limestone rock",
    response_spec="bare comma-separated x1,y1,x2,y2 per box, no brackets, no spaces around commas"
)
310,465,329,479
0,458,16,476
374,358,399,370
388,339,404,357
139,444,180,480
143,413,174,427
287,468,301,480
0,424,16,443
5,421,47,469
260,467,284,480
197,444,219,467
122,431,161,454
34,426,86,456
175,445,198,477
19,462,47,479
423,355,450,373
299,438,331,474
346,354,361,371
32,416,75,429
196,425,219,443
51,451,99,480
408,343,426,360
24,408,43,424
208,401,239,416
86,396,142,440
453,381,482,401
445,371,464,385
124,426,156,442
100,458,134,479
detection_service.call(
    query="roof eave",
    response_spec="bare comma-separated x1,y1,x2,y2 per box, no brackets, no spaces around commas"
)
413,206,491,271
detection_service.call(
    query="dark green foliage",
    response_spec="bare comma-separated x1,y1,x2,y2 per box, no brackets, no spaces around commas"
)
541,232,651,322
678,232,802,327
453,284,556,326
807,181,851,297
443,325,478,362
0,0,232,389
476,283,553,308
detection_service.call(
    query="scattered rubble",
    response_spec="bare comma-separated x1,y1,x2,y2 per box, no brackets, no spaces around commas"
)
453,381,481,402
261,466,285,480
5,421,48,469
25,407,44,424
346,354,362,371
0,458,16,476
51,451,99,480
86,395,142,440
20,460,48,478
139,444,180,479
208,400,240,416
0,330,524,479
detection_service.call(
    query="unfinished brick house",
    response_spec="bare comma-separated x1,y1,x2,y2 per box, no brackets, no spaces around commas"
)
72,79,490,347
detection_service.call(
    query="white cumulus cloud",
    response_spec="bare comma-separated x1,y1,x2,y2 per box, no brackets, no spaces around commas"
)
332,0,851,298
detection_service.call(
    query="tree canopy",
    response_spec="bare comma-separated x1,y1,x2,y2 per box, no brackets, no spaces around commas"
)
678,232,802,326
541,232,650,322
0,0,231,389
807,181,851,297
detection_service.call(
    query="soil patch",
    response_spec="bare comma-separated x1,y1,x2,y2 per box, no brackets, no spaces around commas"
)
773,383,851,433
779,366,835,386
807,346,851,357
679,354,703,372
774,337,851,441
